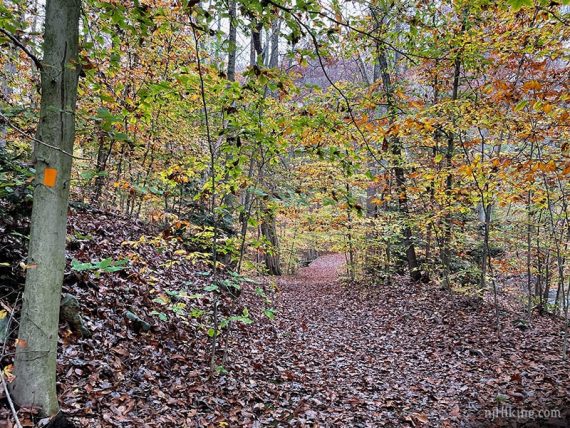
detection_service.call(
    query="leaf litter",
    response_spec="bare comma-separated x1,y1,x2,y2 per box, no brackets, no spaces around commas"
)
0,210,569,427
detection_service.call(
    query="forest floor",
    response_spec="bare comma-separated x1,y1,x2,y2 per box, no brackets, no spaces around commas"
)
0,210,569,427
221,254,570,428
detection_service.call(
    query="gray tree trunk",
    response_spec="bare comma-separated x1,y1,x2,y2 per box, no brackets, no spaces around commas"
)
261,209,282,276
227,0,237,81
260,19,282,276
269,18,281,69
11,0,81,416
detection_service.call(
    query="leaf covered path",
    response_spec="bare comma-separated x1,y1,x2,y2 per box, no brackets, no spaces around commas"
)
1,215,568,428
227,254,570,427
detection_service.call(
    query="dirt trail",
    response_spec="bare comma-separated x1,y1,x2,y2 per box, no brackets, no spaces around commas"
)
229,254,569,427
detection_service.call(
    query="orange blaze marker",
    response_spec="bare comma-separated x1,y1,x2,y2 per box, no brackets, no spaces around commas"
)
43,167,58,187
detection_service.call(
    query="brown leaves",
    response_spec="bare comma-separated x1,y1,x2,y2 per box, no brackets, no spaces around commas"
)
2,213,569,426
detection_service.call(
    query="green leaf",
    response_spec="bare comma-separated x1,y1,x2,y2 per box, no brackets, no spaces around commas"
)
190,308,204,318
152,296,169,305
507,0,533,11
99,258,112,269
514,100,528,111
80,170,108,181
150,310,168,321
71,259,94,272
204,284,219,292
215,365,228,374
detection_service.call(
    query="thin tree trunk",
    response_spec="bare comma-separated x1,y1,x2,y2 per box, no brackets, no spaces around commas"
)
227,0,237,81
11,0,81,416
261,209,282,275
260,23,282,275
0,62,15,152
441,9,467,287
526,187,534,317
269,17,281,69
392,137,422,282
376,46,423,282
441,51,462,288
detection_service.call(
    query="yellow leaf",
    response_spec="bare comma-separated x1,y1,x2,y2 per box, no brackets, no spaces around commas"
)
3,364,15,382
19,262,37,270
371,197,384,205
522,80,542,92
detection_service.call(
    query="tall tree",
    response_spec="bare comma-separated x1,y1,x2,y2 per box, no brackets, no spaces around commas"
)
227,0,237,82
371,4,424,282
260,16,283,276
11,0,81,417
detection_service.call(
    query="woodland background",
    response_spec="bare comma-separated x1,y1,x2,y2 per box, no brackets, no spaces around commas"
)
0,0,569,426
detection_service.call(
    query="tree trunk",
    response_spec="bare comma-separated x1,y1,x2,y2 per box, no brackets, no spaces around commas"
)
441,53,462,287
376,46,424,282
227,0,237,81
0,61,15,152
259,23,282,275
269,17,281,69
392,137,422,282
11,0,81,416
261,209,282,275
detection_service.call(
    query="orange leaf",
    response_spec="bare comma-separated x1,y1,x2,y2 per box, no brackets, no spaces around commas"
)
522,80,542,92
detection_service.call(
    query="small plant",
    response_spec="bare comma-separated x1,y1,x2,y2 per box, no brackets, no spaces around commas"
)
256,286,277,320
150,289,205,321
71,257,129,277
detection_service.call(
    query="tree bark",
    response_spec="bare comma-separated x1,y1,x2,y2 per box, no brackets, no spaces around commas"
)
227,0,237,81
261,209,282,275
11,0,81,416
259,22,282,275
441,52,462,288
377,47,423,282
269,17,281,69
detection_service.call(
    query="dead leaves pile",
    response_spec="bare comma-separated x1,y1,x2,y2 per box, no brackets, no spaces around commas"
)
1,213,569,427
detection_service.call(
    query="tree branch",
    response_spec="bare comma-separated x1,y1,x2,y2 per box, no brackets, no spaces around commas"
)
0,112,90,160
263,2,384,165
264,0,449,63
0,28,42,69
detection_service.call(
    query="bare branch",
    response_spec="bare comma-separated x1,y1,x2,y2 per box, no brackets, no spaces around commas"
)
264,0,449,63
0,112,90,160
0,28,42,69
